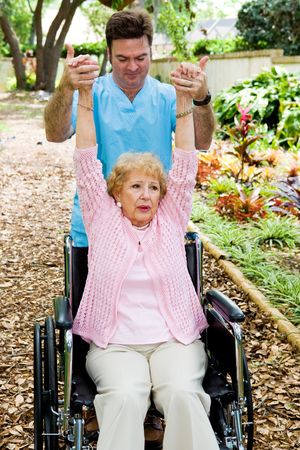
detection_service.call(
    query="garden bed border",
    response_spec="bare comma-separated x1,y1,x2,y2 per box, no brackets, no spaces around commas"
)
188,221,300,352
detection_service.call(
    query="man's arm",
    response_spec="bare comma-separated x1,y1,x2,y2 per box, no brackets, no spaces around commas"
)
171,57,215,150
44,44,99,143
193,102,215,150
44,82,74,142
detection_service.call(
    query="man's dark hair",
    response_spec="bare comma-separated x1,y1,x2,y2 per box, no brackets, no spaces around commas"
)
105,9,153,51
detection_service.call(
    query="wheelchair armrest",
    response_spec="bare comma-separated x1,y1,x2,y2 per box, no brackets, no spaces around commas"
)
205,289,245,323
54,296,73,329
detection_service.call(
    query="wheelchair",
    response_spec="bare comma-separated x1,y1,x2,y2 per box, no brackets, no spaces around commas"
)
33,232,254,450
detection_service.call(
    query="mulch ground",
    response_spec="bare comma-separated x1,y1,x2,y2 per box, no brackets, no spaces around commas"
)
0,93,299,449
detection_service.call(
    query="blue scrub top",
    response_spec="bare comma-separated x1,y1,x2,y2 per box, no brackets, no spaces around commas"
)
71,73,176,247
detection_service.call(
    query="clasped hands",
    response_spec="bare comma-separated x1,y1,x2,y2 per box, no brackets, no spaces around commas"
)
61,44,100,92
170,56,209,102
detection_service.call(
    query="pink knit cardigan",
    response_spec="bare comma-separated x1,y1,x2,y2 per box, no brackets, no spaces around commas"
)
73,146,208,348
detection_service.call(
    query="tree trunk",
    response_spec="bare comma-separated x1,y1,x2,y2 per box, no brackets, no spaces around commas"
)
42,47,63,92
34,0,85,92
34,0,44,89
100,49,109,76
33,0,135,92
0,13,26,89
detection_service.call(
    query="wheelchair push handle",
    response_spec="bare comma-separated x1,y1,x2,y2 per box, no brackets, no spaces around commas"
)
53,296,73,330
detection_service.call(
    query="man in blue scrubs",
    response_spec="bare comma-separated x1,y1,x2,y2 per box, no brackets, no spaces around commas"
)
44,8,215,248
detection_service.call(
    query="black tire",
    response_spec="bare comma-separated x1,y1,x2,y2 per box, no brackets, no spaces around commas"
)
44,316,58,450
34,323,43,450
243,352,254,450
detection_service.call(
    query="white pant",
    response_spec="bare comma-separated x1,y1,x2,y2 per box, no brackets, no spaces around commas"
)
86,339,219,450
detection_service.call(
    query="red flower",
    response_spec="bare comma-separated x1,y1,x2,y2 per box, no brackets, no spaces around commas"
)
237,104,252,122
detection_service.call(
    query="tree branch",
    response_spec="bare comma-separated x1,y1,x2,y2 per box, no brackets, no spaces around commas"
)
44,0,84,49
26,0,34,14
34,0,44,48
54,0,86,50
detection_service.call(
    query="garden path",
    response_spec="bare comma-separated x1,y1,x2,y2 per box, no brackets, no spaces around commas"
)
0,93,299,449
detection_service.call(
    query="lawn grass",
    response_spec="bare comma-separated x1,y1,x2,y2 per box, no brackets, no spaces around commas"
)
192,197,300,326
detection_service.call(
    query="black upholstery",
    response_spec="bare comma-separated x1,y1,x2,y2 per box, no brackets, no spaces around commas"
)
204,306,238,386
71,247,90,378
71,247,88,318
54,296,73,330
185,231,202,296
206,289,245,323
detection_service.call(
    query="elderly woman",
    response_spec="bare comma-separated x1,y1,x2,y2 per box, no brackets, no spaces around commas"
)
72,69,219,450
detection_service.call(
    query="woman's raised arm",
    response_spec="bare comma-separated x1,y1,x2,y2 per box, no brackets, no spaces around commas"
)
76,87,96,150
171,74,196,152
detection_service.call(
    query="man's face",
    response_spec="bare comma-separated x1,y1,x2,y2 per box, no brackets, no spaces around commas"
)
109,36,151,93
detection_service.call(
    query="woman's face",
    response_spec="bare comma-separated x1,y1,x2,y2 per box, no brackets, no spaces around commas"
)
116,170,161,227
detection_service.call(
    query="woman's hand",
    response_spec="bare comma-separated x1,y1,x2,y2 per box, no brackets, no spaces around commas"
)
171,66,197,152
61,44,99,93
170,56,209,102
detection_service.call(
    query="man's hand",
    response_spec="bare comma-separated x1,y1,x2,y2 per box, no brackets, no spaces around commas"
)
60,44,100,92
170,56,209,101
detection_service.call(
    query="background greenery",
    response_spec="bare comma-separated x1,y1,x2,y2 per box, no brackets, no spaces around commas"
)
214,67,300,149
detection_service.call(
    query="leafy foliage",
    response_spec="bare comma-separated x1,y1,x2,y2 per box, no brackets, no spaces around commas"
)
214,67,300,148
0,0,33,46
277,101,300,148
60,42,107,58
270,176,300,218
192,36,252,56
157,0,197,60
214,187,267,221
236,0,300,56
81,0,112,40
196,149,222,185
100,0,134,10
251,216,300,248
222,105,263,184
207,176,238,199
192,198,300,324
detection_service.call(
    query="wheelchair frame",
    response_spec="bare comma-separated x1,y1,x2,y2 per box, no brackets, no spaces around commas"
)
34,233,254,450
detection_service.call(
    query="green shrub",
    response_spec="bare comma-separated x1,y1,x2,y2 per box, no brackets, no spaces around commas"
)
0,42,10,57
6,73,36,91
207,176,238,199
214,66,300,147
192,37,253,56
236,0,300,56
191,198,300,324
251,216,300,248
60,42,106,58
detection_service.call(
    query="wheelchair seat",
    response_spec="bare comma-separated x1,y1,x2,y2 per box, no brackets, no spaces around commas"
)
34,232,254,450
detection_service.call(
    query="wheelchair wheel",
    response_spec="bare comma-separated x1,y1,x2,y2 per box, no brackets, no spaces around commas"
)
243,352,254,450
44,316,58,450
34,323,43,449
